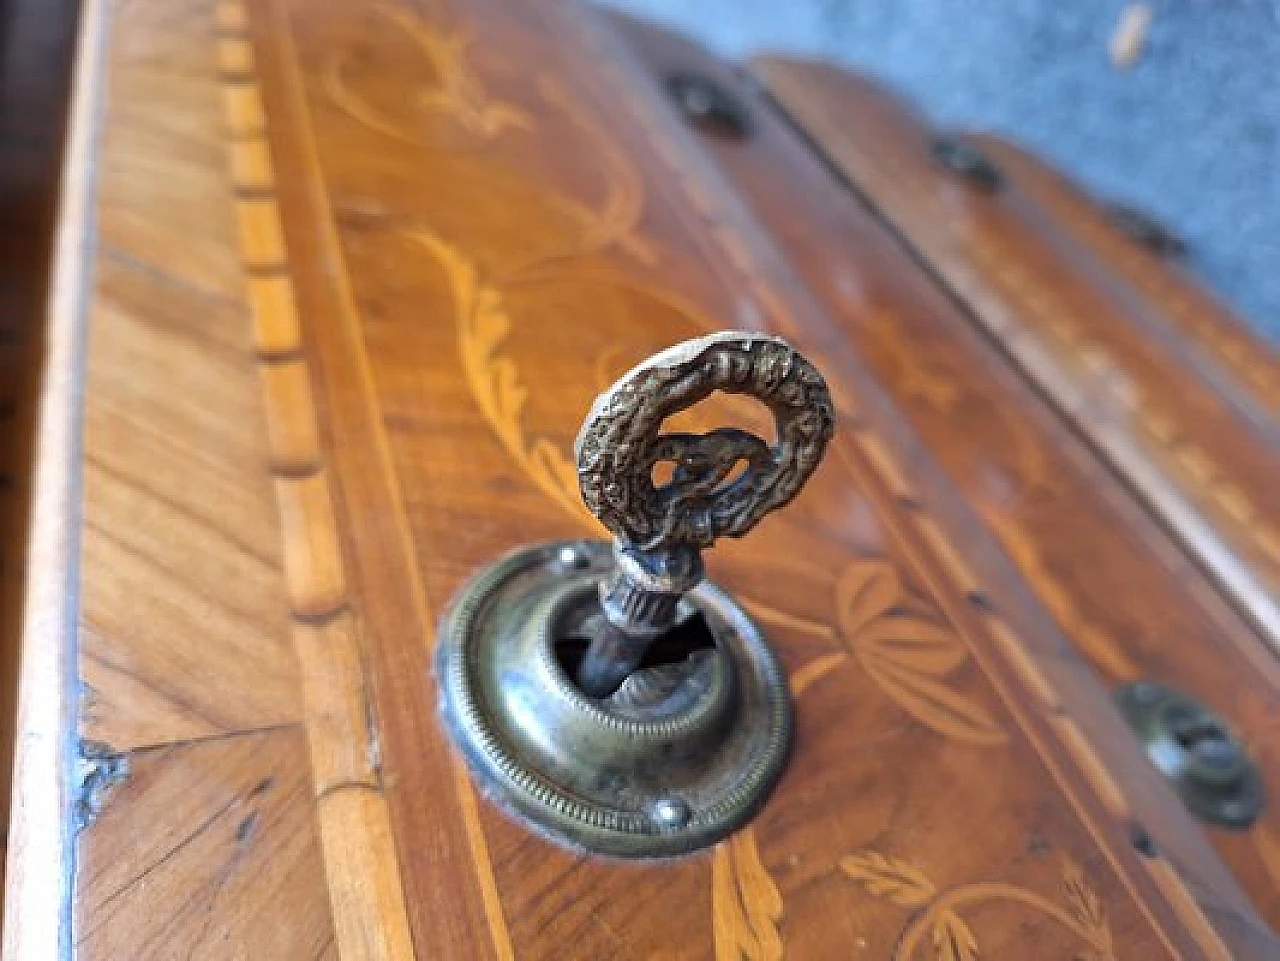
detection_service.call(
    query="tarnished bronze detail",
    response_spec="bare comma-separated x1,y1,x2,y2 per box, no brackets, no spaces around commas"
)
576,333,834,695
931,135,1003,192
438,540,789,856
437,333,833,856
1104,202,1187,258
1117,682,1264,829
665,72,752,139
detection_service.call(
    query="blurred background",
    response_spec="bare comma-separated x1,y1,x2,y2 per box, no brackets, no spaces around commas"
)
600,0,1280,343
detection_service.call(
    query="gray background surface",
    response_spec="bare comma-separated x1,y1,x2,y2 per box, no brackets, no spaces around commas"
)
599,0,1280,343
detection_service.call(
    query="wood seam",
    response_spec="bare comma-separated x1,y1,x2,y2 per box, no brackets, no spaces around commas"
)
761,74,1261,956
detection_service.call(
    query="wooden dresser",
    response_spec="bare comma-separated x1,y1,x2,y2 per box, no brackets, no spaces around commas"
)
2,0,1278,957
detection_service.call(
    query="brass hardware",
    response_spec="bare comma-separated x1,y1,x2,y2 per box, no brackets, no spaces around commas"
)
438,333,834,856
666,72,752,139
575,333,834,697
1104,203,1187,258
931,136,1003,192
1116,682,1263,829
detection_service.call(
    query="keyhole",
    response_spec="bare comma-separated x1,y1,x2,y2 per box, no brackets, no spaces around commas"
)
554,611,718,696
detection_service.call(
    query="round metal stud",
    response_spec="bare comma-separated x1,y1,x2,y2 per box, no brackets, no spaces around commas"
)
931,135,1003,192
651,796,692,830
1105,203,1187,258
665,72,752,139
1116,682,1264,829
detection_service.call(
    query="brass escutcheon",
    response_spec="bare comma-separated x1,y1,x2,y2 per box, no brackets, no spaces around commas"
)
437,333,834,856
1117,681,1264,830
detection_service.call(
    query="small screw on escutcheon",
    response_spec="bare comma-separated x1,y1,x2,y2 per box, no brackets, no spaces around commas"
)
651,795,692,830
557,544,590,571
931,136,1003,192
1116,681,1264,829
666,72,751,139
1104,203,1187,258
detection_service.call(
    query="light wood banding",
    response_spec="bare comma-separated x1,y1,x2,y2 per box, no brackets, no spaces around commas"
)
260,360,323,474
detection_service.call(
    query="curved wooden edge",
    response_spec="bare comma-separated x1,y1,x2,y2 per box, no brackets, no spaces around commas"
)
749,55,1280,655
2,0,107,955
963,132,1280,414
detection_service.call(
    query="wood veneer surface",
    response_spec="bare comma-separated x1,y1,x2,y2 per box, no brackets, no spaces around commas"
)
253,0,1268,955
5,0,1277,957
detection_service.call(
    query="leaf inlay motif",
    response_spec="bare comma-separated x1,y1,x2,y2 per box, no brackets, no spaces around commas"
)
841,850,1117,960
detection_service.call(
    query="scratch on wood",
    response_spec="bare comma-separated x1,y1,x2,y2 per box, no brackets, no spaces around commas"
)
236,811,260,845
